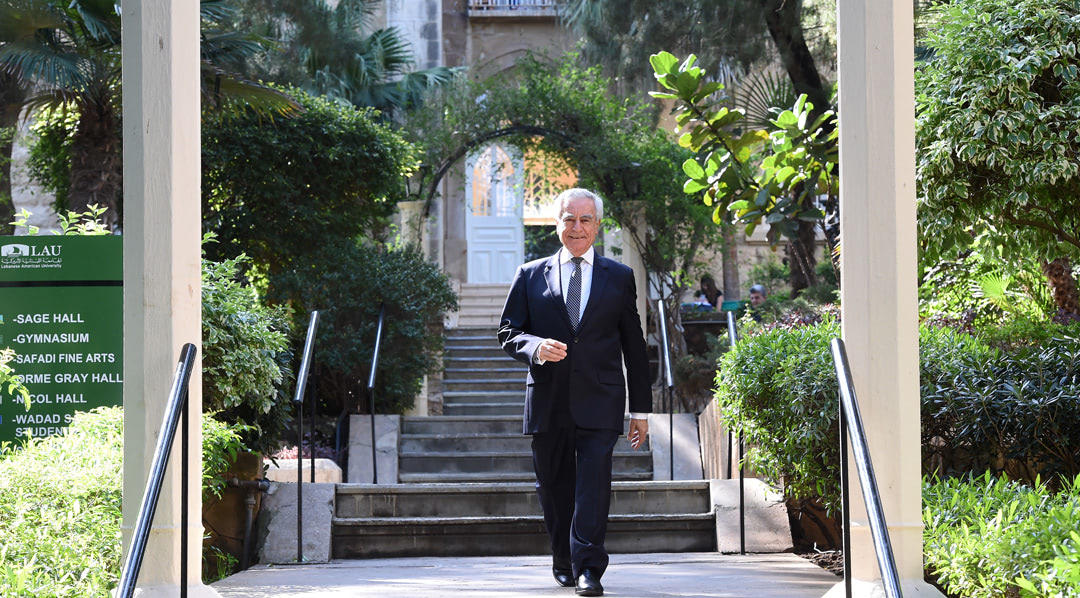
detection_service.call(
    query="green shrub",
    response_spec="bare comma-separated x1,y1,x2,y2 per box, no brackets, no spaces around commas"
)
202,250,294,455
269,239,457,416
715,319,1080,517
202,85,419,279
715,318,842,512
0,407,253,596
922,327,1080,486
0,408,122,597
924,472,1080,597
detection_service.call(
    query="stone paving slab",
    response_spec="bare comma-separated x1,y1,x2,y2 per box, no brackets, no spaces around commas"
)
213,552,840,597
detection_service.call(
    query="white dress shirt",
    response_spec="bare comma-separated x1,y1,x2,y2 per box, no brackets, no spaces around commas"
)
535,247,646,421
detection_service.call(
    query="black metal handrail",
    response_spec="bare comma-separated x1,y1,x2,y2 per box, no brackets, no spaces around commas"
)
655,299,674,480
115,343,198,598
367,303,386,484
830,338,903,598
292,310,320,563
725,310,746,555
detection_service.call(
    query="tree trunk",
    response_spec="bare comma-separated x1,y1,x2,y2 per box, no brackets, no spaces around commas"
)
786,219,819,295
722,224,741,299
68,101,122,229
762,0,832,117
762,0,839,271
1042,258,1080,321
0,73,26,235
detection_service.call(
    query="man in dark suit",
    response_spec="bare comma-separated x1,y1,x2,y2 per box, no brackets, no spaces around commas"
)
498,188,652,597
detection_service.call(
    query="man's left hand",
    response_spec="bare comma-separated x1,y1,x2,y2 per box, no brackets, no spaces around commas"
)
628,419,649,450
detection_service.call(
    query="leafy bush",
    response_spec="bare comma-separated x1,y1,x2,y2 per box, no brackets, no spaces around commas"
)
269,239,457,416
924,473,1080,597
0,407,254,596
715,318,842,512
202,85,419,278
0,408,122,597
922,326,1080,486
715,319,1080,517
202,250,294,455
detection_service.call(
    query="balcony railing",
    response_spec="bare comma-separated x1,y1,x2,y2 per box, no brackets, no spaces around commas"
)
467,0,558,18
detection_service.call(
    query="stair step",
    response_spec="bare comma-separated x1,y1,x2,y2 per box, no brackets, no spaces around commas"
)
443,367,526,380
443,403,522,416
442,391,523,404
443,380,523,392
331,512,715,558
397,470,654,483
445,346,509,359
444,359,521,371
398,451,652,475
335,480,707,518
398,434,649,453
445,335,499,344
401,415,522,435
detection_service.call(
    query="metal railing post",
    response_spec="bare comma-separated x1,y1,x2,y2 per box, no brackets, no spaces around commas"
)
656,299,675,480
726,310,746,555
292,310,321,563
830,338,903,598
841,401,852,598
368,303,386,484
115,344,198,598
310,374,316,484
180,384,189,598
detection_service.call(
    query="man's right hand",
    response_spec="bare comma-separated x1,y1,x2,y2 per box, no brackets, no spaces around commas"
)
536,339,568,363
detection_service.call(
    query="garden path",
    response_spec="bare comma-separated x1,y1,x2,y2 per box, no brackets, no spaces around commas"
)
213,552,839,597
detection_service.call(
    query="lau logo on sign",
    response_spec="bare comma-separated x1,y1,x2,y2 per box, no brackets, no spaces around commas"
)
1,244,29,257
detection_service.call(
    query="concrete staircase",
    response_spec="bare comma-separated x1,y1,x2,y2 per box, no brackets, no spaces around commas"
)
453,284,510,328
332,326,717,558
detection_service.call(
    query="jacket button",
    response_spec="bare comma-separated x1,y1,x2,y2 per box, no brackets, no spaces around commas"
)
574,338,579,344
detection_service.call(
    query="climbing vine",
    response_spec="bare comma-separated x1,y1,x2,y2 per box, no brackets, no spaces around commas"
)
403,52,718,386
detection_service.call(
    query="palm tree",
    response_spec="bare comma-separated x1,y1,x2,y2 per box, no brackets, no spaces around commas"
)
0,0,295,228
225,0,459,116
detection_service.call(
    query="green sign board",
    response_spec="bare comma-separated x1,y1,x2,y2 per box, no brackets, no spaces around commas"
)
0,236,122,444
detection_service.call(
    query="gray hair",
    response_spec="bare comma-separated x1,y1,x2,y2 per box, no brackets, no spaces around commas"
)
552,188,604,222
749,284,767,295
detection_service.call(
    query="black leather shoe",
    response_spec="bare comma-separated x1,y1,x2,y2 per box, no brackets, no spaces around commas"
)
553,565,574,588
575,568,603,596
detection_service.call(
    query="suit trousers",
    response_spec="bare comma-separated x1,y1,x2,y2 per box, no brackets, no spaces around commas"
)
531,426,619,578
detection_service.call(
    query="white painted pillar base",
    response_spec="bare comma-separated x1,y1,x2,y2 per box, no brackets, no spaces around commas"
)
823,579,945,598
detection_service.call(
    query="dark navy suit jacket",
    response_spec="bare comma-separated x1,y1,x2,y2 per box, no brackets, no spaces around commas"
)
498,252,652,434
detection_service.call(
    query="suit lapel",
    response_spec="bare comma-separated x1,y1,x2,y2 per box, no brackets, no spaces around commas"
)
543,253,574,331
577,256,609,332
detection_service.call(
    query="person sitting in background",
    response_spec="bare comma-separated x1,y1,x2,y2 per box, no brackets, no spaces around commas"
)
749,284,767,307
691,290,713,310
700,276,722,308
748,284,767,322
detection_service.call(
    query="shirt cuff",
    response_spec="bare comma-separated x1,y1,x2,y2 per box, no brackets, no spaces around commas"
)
630,413,648,420
533,346,545,365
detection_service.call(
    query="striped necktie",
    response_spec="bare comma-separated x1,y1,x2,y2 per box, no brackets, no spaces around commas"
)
566,256,584,330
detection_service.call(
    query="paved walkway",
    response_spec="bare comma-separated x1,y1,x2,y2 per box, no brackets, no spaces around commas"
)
213,553,840,598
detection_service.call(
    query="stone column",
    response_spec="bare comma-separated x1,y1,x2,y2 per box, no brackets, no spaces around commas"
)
397,200,426,249
121,0,218,595
830,0,943,596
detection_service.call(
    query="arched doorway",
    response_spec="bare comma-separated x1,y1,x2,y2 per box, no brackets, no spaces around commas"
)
465,141,577,282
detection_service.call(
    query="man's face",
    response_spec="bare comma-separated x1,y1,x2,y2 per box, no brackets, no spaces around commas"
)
749,291,765,307
556,195,599,257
